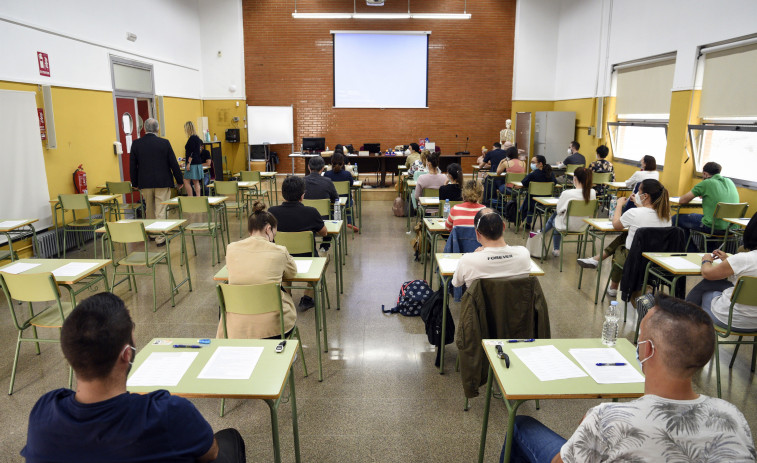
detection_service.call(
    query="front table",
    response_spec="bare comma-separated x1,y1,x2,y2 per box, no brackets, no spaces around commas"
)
128,338,300,463
478,338,644,463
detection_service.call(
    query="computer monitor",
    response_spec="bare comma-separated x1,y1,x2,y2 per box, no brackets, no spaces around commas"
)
364,143,380,153
302,137,325,152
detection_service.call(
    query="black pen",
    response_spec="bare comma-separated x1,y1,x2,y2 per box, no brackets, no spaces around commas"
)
596,362,626,366
670,254,687,256
173,344,202,348
507,339,535,343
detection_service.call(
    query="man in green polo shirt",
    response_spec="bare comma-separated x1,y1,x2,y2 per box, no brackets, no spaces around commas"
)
674,161,739,251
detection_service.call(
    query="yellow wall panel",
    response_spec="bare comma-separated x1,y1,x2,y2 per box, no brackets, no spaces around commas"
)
162,97,203,160
202,100,248,174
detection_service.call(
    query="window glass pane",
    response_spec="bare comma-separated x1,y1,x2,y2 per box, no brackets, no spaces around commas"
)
694,128,757,183
113,63,153,93
609,124,667,166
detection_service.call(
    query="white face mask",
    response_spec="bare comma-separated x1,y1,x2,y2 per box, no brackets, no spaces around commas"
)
636,339,655,370
567,148,572,155
633,193,645,207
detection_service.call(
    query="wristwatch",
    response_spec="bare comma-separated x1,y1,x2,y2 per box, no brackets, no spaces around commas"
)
701,259,713,265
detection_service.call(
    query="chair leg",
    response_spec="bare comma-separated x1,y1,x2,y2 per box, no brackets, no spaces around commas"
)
62,228,67,258
293,327,308,378
220,398,225,417
152,267,158,312
729,338,743,369
715,338,722,398
9,334,22,395
190,233,198,256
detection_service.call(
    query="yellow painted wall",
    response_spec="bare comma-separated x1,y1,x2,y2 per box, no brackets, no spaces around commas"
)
162,97,203,158
203,100,248,174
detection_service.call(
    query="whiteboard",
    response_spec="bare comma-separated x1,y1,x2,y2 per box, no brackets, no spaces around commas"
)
247,106,294,145
0,90,53,244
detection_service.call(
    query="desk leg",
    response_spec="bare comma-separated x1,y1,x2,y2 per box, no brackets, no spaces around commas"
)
334,232,341,310
313,279,324,382
594,233,607,305
380,158,387,187
321,276,329,352
357,187,362,233
477,367,494,463
265,398,282,463
289,366,301,463
439,274,450,374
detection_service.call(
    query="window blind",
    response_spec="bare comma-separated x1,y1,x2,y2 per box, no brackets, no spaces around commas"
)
615,59,675,116
699,43,757,118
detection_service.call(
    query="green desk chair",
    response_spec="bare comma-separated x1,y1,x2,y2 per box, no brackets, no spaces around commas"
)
519,182,554,237
275,231,330,310
590,172,613,211
494,172,526,215
714,276,757,398
547,199,598,271
214,181,249,238
302,199,331,219
106,181,143,220
440,200,463,218
333,181,355,237
418,188,440,220
0,272,74,395
239,171,272,205
58,194,105,258
178,196,225,266
216,282,308,416
563,164,582,189
105,221,176,312
687,202,749,252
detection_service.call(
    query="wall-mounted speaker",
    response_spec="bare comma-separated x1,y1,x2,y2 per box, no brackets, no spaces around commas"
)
41,85,56,149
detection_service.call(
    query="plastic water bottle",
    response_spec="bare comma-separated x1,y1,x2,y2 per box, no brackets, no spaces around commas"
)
354,163,358,179
601,301,620,346
334,201,341,221
608,195,618,217
443,199,451,219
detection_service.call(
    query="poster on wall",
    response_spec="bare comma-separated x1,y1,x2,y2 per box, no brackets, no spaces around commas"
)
37,108,46,140
37,52,50,77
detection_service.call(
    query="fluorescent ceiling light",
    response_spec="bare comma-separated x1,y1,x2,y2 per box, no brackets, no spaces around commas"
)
353,13,410,19
292,12,471,19
411,13,471,19
292,12,353,19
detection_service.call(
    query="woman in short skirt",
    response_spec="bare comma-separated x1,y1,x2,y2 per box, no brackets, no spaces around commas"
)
183,121,204,196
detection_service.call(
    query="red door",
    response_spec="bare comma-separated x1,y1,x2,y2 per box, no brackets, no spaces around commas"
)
116,97,137,183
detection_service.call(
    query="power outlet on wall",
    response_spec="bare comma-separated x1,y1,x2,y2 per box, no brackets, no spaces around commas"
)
587,126,595,136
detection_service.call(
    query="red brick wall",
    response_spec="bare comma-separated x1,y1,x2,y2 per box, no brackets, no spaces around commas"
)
243,0,515,174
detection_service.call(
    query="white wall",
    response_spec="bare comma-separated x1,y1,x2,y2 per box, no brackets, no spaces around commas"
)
512,0,559,100
198,0,246,99
0,0,202,98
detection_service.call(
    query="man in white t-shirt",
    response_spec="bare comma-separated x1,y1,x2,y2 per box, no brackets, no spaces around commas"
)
500,293,756,463
452,208,531,288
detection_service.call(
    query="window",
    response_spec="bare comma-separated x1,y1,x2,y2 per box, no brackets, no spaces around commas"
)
688,124,757,187
607,122,668,166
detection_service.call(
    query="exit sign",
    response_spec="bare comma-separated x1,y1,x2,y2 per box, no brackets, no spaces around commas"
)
37,52,50,77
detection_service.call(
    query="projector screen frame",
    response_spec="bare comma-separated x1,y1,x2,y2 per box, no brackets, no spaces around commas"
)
331,30,431,109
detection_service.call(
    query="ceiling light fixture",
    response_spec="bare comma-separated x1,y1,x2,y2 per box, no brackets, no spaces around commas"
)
292,0,470,19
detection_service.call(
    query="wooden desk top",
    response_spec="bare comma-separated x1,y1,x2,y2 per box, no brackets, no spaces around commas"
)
50,194,118,205
0,219,38,232
207,181,259,189
435,253,545,277
670,197,703,206
95,219,186,234
423,218,448,232
214,257,328,283
325,220,343,234
161,196,227,206
352,181,363,188
419,197,440,206
534,197,559,206
583,218,627,232
0,258,111,285
642,252,726,275
724,218,750,228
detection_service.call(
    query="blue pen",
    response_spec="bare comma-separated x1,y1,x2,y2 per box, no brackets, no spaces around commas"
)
596,362,626,366
507,339,535,343
173,344,202,348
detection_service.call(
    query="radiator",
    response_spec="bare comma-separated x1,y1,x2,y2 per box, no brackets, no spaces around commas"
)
37,215,102,258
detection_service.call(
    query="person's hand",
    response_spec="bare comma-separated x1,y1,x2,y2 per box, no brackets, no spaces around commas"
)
474,246,484,252
616,196,628,207
712,250,727,261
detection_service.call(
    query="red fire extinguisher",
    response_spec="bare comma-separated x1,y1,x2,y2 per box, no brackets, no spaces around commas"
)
73,164,88,194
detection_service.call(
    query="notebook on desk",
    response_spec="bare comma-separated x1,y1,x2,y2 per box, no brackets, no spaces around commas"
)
358,151,369,156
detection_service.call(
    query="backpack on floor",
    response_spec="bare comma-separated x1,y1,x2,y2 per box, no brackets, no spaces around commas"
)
382,280,432,316
393,197,407,217
420,288,456,367
504,200,518,224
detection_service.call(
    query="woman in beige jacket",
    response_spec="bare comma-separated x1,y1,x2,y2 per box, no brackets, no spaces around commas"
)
217,201,297,339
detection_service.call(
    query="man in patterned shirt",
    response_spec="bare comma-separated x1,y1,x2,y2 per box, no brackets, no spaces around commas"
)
501,293,756,463
588,145,614,198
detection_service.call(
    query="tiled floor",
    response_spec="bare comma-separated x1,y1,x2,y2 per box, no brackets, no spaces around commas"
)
1,201,755,462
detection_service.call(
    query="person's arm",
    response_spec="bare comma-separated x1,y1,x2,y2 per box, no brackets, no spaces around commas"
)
414,176,424,200
624,171,639,188
196,439,219,463
496,159,508,175
451,261,465,287
612,197,627,230
701,250,735,280
316,225,328,237
555,192,569,216
520,172,533,188
282,250,297,279
678,191,696,205
167,143,183,186
445,208,454,231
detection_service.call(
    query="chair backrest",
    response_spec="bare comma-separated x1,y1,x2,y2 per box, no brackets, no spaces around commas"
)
505,172,526,184
178,196,211,215
592,172,612,185
713,202,749,221
333,181,350,196
275,231,315,256
303,199,331,218
565,164,582,174
564,199,598,231
527,182,553,197
105,221,148,244
106,181,133,195
422,188,440,198
0,272,60,303
731,276,757,308
443,225,481,254
59,194,91,211
216,283,285,339
240,171,262,182
214,180,239,197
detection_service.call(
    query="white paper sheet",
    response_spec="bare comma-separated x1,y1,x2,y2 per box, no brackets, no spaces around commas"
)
655,256,701,270
127,352,198,387
0,262,40,274
590,220,615,230
0,220,27,229
529,260,541,274
569,348,645,384
296,260,312,274
540,198,559,205
87,195,111,202
197,346,264,380
511,345,588,381
145,221,177,231
51,262,99,277
438,258,459,274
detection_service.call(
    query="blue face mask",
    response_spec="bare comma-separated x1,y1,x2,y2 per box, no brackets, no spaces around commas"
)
530,163,537,170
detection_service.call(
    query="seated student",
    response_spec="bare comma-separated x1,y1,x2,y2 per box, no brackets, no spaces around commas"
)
686,212,757,331
439,163,464,202
451,208,531,288
304,156,338,254
408,149,428,177
324,151,357,231
543,167,596,257
218,201,297,340
501,293,756,463
577,179,671,297
269,176,328,311
496,146,526,195
674,161,740,251
588,144,614,197
479,142,507,173
445,180,486,231
414,151,448,210
519,155,557,229
561,140,585,166
624,155,659,190
405,142,421,168
22,293,245,463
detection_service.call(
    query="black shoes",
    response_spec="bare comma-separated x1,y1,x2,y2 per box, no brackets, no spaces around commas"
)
298,296,315,312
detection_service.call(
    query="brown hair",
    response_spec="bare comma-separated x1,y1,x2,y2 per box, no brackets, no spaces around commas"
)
427,150,440,169
462,179,484,203
572,167,593,203
248,201,277,233
639,179,670,221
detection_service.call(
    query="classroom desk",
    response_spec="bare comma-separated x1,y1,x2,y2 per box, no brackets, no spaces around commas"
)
579,219,628,304
127,338,300,463
50,194,120,258
0,258,111,306
233,171,278,204
433,253,545,374
406,178,417,232
214,257,330,381
670,196,703,226
207,180,259,193
418,196,440,224
724,217,749,243
640,252,723,299
95,219,192,295
351,180,362,233
325,220,344,308
478,338,644,463
0,219,39,261
472,164,481,181
422,218,448,288
532,197,559,240
161,196,228,245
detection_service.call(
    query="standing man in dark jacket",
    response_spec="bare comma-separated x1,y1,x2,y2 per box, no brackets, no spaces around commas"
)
129,118,183,246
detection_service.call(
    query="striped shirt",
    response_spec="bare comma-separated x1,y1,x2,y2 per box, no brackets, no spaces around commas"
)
445,202,486,230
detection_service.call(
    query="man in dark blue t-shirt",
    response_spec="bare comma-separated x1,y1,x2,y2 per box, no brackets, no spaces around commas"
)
480,142,507,173
21,293,246,463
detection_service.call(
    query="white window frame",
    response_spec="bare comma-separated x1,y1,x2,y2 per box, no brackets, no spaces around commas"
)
688,122,757,189
607,120,668,168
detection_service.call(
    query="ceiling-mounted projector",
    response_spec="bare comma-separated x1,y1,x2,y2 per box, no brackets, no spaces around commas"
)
366,0,385,5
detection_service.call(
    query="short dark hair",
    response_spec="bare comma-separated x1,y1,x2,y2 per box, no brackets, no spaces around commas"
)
642,155,656,171
248,201,277,232
744,212,757,251
596,145,609,158
474,208,503,240
505,146,519,160
427,151,440,169
493,142,502,149
308,156,325,172
570,141,580,150
61,293,133,381
282,175,305,202
332,152,345,166
703,162,722,176
646,293,715,375
409,143,420,153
